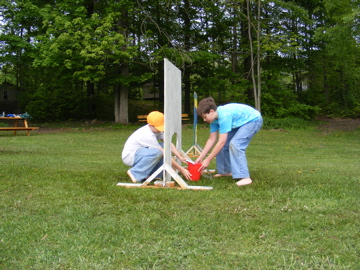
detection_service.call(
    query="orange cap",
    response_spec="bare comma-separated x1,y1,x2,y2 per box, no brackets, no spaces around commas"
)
147,111,164,131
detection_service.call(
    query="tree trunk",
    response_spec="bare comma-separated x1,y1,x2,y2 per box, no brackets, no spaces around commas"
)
184,68,191,114
247,0,261,111
114,8,129,124
183,0,191,114
323,55,329,104
241,0,253,101
114,64,129,124
232,8,238,73
85,0,96,119
247,0,257,108
87,81,95,118
256,0,261,112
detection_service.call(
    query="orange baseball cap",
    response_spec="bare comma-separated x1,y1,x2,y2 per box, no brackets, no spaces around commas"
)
147,111,164,131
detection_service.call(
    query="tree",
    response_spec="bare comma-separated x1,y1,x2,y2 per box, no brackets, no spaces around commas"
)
246,0,261,111
312,0,360,116
1,0,359,121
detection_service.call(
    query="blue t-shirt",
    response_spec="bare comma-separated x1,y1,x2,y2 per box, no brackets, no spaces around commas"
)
210,103,261,134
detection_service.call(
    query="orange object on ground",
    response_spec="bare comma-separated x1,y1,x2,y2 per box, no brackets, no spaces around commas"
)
187,162,202,181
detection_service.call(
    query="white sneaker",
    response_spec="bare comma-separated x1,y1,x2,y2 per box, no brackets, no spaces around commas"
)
127,170,138,183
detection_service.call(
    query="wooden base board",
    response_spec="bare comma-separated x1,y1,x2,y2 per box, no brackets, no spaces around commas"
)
116,182,213,190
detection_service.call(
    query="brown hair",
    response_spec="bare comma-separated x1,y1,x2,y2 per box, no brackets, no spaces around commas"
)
196,97,217,116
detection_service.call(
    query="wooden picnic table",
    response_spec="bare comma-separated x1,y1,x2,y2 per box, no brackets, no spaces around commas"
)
0,117,39,136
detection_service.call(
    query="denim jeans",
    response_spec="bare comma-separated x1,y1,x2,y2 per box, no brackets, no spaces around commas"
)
216,117,263,179
129,147,163,182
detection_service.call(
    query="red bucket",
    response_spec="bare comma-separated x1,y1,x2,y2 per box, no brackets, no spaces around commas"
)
187,162,202,181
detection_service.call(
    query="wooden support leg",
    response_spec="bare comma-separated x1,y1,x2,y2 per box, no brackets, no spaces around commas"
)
14,119,18,135
24,119,30,136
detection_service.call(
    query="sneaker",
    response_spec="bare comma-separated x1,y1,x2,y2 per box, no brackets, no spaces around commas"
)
127,170,138,183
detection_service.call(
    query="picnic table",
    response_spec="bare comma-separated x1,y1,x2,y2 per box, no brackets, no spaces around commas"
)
0,117,39,136
137,113,190,122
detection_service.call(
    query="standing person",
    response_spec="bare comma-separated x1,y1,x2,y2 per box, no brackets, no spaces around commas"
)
122,111,191,183
195,97,262,186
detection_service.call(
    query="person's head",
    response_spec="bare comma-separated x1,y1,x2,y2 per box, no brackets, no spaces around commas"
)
197,97,218,123
147,111,164,132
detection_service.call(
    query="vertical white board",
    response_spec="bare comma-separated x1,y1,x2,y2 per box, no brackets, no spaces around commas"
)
163,59,182,181
117,59,212,190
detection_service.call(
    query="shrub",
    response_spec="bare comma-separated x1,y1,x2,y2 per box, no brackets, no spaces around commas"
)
262,117,312,130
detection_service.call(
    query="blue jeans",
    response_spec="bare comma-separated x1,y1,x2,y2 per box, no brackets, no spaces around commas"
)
129,147,163,182
216,117,263,179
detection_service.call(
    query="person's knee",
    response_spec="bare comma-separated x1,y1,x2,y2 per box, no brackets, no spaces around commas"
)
153,149,163,160
230,140,247,152
229,140,242,150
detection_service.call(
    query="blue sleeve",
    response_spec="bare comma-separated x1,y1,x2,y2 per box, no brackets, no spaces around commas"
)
210,120,219,133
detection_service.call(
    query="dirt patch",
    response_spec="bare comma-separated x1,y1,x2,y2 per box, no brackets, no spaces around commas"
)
316,116,360,132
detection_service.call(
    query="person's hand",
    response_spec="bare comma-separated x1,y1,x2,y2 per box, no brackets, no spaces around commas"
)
195,157,203,164
179,156,187,163
200,158,210,171
181,168,192,180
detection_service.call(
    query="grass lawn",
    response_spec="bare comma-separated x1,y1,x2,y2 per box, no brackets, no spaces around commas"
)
0,121,359,269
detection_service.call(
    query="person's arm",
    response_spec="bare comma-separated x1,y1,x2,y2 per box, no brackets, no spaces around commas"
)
199,132,228,171
195,132,217,163
170,143,187,163
171,159,192,180
158,144,191,180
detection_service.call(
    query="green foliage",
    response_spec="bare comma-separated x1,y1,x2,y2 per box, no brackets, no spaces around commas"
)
128,100,163,122
262,117,313,130
35,10,134,83
286,103,321,120
352,101,360,118
188,51,249,102
25,99,52,120
312,0,360,116
24,85,88,121
322,102,360,119
0,0,359,121
261,91,321,120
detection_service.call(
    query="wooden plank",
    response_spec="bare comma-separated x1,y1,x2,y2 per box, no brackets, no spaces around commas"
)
137,115,148,122
117,183,183,189
137,113,190,122
0,117,23,120
116,182,213,190
0,127,39,130
181,113,190,121
0,127,39,136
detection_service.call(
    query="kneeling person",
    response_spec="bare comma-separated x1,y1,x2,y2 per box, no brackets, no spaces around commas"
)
122,111,191,182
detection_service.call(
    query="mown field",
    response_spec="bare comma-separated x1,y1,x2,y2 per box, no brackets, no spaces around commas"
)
0,120,359,269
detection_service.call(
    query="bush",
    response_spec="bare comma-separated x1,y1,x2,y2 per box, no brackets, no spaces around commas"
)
262,117,312,130
323,101,360,118
261,92,321,120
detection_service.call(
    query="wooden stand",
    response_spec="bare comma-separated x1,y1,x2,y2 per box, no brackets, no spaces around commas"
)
117,59,212,190
186,92,203,158
186,144,203,158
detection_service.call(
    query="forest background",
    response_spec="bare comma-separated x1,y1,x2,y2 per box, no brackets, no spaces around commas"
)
0,0,359,123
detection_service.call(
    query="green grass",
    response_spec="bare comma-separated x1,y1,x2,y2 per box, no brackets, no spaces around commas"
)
0,123,359,269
